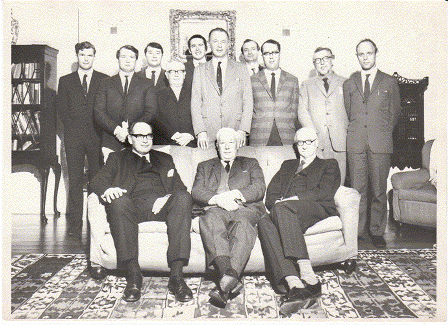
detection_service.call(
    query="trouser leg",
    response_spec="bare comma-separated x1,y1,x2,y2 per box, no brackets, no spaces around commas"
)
85,138,102,193
348,152,369,236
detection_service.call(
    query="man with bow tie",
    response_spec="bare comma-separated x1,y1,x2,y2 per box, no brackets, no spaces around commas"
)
90,120,193,303
258,127,340,316
191,127,266,308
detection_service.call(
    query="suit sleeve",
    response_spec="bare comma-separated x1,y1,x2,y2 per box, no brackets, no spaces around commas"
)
390,78,402,127
343,80,351,120
265,162,286,211
143,83,157,123
190,66,206,136
90,153,120,198
238,66,254,134
94,79,120,134
191,162,217,205
166,156,187,193
297,81,314,128
56,77,71,126
237,159,266,203
154,92,177,139
293,159,340,202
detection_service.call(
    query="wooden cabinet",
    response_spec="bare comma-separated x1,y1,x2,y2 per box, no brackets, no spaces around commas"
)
11,45,61,222
392,73,428,169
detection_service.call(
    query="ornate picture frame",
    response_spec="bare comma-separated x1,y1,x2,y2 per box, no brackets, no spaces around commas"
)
170,9,236,61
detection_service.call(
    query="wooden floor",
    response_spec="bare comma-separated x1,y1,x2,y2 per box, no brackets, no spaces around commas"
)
11,212,437,255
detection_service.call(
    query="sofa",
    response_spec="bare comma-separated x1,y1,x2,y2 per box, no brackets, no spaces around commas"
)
88,145,360,274
391,140,436,228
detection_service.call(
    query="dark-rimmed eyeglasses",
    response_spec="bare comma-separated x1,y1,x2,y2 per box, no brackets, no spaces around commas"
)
130,133,153,140
262,51,280,56
313,56,333,65
167,69,185,74
296,139,317,146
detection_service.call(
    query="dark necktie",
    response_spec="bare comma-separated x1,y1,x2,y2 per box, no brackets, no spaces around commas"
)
323,77,329,93
225,161,230,173
295,160,305,174
82,74,88,96
364,74,370,100
217,62,223,95
251,68,256,75
271,72,276,101
124,75,129,95
151,70,156,86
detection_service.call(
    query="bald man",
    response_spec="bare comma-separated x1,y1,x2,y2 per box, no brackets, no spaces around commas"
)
258,127,341,316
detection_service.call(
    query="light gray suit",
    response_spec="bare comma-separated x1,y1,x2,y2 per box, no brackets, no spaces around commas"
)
298,72,348,184
191,59,253,144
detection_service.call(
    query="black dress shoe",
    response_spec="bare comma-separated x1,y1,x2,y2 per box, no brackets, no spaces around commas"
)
89,264,107,280
371,235,387,248
209,287,228,308
123,274,143,302
168,277,193,302
280,287,314,316
303,280,322,299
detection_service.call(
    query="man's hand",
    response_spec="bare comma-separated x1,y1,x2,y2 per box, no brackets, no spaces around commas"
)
236,130,247,148
152,194,171,214
197,132,209,149
114,125,128,143
215,195,240,211
101,187,127,203
274,196,299,204
172,132,194,146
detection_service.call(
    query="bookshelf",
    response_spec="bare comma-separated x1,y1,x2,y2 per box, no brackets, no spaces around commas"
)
11,45,61,222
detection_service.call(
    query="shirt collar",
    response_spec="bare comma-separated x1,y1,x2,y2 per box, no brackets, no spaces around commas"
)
264,68,281,79
361,66,378,80
221,158,234,168
78,68,93,80
300,155,316,168
119,70,134,79
193,58,206,67
132,149,150,162
246,61,259,69
317,70,334,81
212,56,228,68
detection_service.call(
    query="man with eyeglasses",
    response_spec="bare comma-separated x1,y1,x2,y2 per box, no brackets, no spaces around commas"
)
258,127,340,316
152,59,196,147
343,39,401,248
191,27,253,149
90,120,194,303
95,45,157,160
298,47,348,185
249,39,299,146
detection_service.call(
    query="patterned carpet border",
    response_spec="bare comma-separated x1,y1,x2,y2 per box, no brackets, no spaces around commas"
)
9,249,437,320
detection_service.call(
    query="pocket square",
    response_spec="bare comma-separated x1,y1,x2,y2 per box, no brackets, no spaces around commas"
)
242,170,248,173
167,169,174,177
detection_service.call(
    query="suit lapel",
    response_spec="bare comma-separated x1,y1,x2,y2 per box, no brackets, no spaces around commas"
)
70,72,85,97
223,60,236,93
156,69,166,88
354,72,364,99
369,70,385,96
87,70,101,99
276,70,287,96
228,156,241,179
327,74,339,96
211,159,221,185
205,61,220,95
314,77,327,97
257,72,274,100
127,73,140,96
282,160,300,196
111,74,125,98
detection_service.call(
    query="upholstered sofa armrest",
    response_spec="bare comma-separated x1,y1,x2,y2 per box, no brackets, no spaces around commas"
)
391,169,430,190
87,193,109,240
334,186,360,250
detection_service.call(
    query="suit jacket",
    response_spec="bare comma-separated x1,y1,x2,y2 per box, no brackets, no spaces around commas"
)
250,69,299,146
298,72,348,152
191,156,266,217
245,63,264,76
191,59,253,143
57,70,108,142
94,73,157,151
184,57,212,88
343,70,401,154
137,67,169,90
152,83,196,147
265,157,340,215
91,148,186,200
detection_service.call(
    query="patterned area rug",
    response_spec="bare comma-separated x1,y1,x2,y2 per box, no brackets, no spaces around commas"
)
10,249,436,320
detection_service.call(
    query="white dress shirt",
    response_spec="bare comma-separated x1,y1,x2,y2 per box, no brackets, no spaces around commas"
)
212,56,228,83
361,66,378,92
133,149,150,163
119,70,134,92
264,68,281,93
78,68,93,92
146,66,162,83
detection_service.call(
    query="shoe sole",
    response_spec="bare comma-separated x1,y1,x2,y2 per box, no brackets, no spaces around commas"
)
209,291,227,309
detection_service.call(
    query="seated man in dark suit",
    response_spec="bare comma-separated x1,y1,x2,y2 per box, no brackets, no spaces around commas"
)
191,127,266,308
152,59,196,147
90,120,193,303
258,127,341,316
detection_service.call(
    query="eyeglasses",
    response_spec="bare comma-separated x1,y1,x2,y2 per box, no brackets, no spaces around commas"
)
296,139,317,146
262,51,280,56
313,56,333,64
130,133,153,140
167,69,185,74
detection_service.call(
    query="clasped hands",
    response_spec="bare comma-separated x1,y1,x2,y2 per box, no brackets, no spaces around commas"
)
208,190,245,211
114,120,129,143
197,130,247,149
171,132,194,146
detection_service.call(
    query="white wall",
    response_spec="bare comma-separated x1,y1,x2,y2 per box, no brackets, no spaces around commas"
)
6,1,447,214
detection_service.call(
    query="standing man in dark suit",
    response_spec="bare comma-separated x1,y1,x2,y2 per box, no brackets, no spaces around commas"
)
90,120,193,303
192,127,266,308
57,41,108,237
343,39,401,248
250,39,299,146
258,127,340,316
241,39,264,76
184,34,210,88
153,59,196,147
138,42,168,90
94,45,157,160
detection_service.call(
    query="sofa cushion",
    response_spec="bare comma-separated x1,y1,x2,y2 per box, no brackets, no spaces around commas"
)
398,185,437,203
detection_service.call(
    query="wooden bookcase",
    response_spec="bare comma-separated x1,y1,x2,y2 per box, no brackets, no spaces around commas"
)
11,45,61,222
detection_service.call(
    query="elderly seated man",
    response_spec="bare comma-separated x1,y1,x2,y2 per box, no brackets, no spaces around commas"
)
258,127,341,316
192,127,266,308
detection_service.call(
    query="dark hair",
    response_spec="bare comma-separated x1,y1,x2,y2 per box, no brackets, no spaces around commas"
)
314,47,333,57
144,42,164,55
208,27,229,40
356,39,378,54
241,39,260,53
188,34,208,51
128,119,152,134
75,41,96,55
261,39,281,53
116,45,139,60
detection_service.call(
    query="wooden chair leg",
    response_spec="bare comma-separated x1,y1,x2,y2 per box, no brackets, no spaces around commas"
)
39,167,49,224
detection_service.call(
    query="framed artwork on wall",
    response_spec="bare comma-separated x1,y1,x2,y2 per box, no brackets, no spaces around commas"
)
170,9,236,61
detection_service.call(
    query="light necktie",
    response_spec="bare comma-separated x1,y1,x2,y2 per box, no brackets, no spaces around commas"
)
323,77,329,93
271,72,276,101
82,74,88,96
225,161,230,173
124,75,129,95
364,74,370,100
295,160,305,174
217,61,223,95
151,70,156,87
